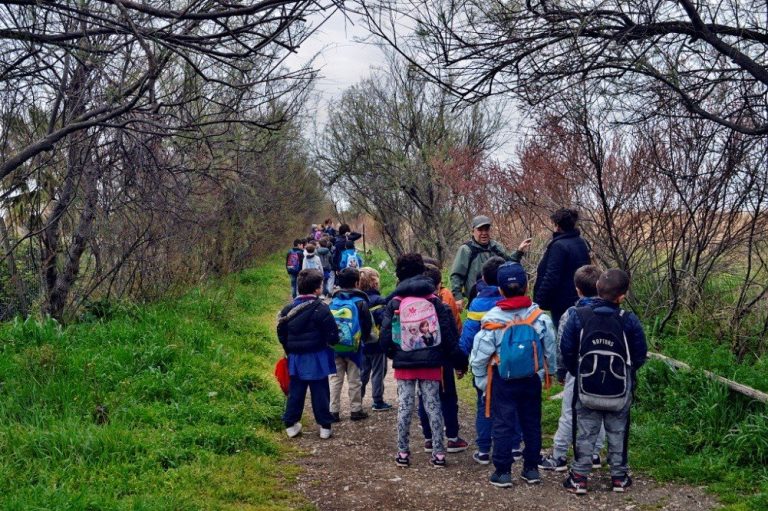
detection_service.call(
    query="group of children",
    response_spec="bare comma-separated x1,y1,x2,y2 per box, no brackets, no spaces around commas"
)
278,225,647,495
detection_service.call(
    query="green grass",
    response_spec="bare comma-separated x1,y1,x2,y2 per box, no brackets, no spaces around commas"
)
0,254,308,510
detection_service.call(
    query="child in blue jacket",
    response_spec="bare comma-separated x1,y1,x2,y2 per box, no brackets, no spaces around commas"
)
459,256,521,465
560,269,647,494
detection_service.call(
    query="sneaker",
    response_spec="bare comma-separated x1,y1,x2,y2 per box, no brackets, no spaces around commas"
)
430,453,447,468
612,474,633,492
472,451,491,465
521,468,541,484
372,401,393,412
446,437,469,453
592,454,602,469
489,471,513,488
319,427,332,439
350,410,369,421
563,471,588,494
330,412,340,423
511,449,524,462
423,439,433,452
395,451,411,468
539,455,568,472
285,422,302,438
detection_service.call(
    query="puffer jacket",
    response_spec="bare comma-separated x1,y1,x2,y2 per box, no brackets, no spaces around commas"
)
469,296,556,392
533,229,591,322
554,296,600,381
380,276,468,371
277,297,339,354
458,280,502,356
560,298,647,379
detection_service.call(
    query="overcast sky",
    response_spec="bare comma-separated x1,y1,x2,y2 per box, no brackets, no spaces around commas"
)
286,8,524,162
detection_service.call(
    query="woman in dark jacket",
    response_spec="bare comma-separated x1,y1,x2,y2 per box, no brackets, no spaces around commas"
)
533,208,591,329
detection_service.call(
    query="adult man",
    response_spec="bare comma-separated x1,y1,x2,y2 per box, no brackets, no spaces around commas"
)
450,215,531,311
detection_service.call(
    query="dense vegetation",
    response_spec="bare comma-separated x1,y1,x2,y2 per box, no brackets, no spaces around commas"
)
0,255,306,510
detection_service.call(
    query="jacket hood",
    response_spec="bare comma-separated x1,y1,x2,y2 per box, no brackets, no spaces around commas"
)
591,297,620,312
393,275,436,297
496,296,533,310
575,296,600,308
365,288,382,299
332,288,369,300
482,302,540,324
304,250,317,258
476,280,501,298
316,246,330,255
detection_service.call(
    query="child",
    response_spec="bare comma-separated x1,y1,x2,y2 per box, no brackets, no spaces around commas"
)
332,223,362,271
380,253,468,468
339,240,363,269
302,243,323,271
286,239,305,298
419,263,468,454
539,265,606,472
358,267,392,411
458,256,523,466
560,269,647,494
329,268,373,421
316,238,334,296
276,269,339,439
470,263,556,488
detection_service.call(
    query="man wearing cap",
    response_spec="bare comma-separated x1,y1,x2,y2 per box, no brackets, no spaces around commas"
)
450,215,531,311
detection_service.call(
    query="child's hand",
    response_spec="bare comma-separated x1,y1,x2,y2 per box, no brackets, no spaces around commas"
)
455,369,466,380
518,238,533,252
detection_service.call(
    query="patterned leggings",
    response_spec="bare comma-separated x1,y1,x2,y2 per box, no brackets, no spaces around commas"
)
397,379,444,454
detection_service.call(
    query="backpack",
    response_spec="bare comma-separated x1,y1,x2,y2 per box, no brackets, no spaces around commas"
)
575,307,631,411
485,307,547,380
465,241,508,278
392,296,441,351
329,295,364,353
286,250,301,275
303,253,322,271
340,249,361,269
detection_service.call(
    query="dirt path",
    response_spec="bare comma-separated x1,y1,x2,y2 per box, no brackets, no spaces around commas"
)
286,363,718,510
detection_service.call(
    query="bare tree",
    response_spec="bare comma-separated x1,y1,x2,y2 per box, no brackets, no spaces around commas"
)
357,0,768,136
317,56,503,263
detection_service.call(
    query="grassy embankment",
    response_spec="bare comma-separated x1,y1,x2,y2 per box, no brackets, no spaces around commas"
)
0,254,309,510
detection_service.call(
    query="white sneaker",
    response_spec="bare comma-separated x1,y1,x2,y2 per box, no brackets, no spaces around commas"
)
285,422,302,438
319,427,332,439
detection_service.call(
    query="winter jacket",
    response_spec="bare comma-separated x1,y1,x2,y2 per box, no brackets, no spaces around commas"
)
332,232,362,270
469,296,556,392
363,289,388,354
458,280,502,356
533,229,591,322
559,298,647,380
438,287,462,332
277,297,339,354
302,250,323,271
554,296,600,381
380,276,468,372
330,288,374,358
316,246,333,271
450,239,522,302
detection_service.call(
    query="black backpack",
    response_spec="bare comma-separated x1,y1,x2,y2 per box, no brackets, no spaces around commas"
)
574,307,632,411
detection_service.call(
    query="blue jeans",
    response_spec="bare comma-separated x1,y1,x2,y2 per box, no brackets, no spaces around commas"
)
419,363,460,439
476,386,522,454
491,370,542,473
289,273,298,298
283,377,334,428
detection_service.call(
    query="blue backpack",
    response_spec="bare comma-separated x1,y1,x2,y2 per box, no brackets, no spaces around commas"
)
330,295,363,353
340,249,361,269
486,307,547,379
